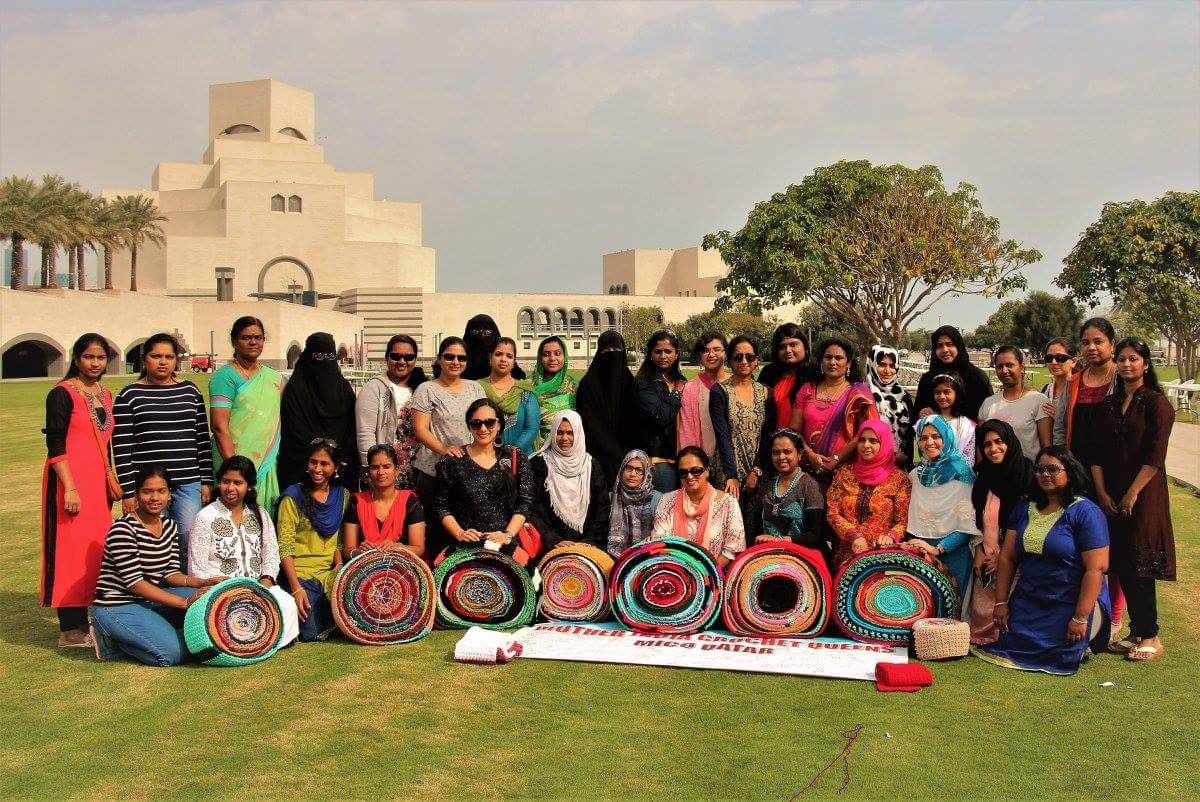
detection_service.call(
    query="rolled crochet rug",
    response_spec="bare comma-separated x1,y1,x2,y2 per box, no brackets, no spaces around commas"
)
722,541,831,638
834,548,960,645
331,546,436,645
535,543,614,622
183,577,284,666
609,537,723,635
434,548,537,630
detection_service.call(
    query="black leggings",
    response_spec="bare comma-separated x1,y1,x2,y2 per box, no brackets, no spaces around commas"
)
414,470,449,561
1117,570,1159,639
57,606,88,632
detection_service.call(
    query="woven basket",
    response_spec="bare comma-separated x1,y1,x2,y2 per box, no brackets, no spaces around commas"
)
912,617,970,661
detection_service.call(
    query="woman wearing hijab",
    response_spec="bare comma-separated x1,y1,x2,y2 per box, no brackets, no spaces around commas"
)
606,450,662,558
575,330,636,484
867,345,915,468
913,326,993,420
968,419,1039,644
826,420,912,568
532,335,577,446
529,410,609,550
904,415,981,602
278,333,359,491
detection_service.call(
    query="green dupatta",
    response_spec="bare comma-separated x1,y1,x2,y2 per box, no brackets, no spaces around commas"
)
210,364,284,511
532,336,577,445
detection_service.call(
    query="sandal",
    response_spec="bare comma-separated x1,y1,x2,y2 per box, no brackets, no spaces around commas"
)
1126,642,1164,663
1107,637,1139,655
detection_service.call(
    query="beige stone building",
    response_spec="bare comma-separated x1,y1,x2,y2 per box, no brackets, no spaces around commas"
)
1,78,766,379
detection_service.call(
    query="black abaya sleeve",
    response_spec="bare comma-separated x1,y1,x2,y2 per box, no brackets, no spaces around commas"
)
581,462,611,549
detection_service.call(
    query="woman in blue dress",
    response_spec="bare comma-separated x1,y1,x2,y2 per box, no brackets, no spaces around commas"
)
974,445,1111,675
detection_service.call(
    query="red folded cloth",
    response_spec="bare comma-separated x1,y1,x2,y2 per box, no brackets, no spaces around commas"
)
875,661,933,692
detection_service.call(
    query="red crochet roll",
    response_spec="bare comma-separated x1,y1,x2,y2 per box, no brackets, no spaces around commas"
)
874,661,933,692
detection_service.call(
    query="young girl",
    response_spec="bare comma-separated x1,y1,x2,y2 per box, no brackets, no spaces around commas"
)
342,444,427,558
277,440,349,642
930,373,976,465
189,456,299,647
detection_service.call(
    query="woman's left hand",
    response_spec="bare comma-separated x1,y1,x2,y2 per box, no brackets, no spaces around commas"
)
200,485,212,504
1118,490,1139,517
724,479,740,499
486,531,514,545
1066,617,1087,644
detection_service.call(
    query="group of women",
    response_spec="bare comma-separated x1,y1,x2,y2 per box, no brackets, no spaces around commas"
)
40,313,1177,675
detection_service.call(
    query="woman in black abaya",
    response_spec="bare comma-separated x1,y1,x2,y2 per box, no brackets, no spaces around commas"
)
278,333,360,491
575,330,637,484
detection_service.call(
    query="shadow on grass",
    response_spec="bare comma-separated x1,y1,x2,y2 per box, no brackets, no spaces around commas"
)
0,590,95,660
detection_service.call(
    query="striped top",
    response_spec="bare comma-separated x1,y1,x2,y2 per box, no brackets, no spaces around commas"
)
93,515,182,606
112,381,213,496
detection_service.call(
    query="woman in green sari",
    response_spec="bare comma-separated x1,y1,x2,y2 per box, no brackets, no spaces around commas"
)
533,335,577,448
209,316,285,512
478,337,541,454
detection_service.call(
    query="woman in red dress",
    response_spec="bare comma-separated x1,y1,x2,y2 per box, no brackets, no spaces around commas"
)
42,334,117,647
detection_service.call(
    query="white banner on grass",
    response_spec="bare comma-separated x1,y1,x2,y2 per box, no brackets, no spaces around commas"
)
508,622,907,681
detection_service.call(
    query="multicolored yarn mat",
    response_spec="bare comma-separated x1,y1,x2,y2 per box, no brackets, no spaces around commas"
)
834,548,960,645
535,543,614,622
722,541,832,637
609,536,723,635
434,548,537,630
331,546,436,645
182,577,284,666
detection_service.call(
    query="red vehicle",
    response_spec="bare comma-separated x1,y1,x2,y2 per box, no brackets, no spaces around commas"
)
189,354,214,373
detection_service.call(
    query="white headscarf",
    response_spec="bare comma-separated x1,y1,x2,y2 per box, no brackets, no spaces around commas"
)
535,409,592,533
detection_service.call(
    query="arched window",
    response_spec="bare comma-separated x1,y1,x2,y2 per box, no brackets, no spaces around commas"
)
621,283,630,295
604,309,617,329
587,308,600,330
278,127,307,140
287,195,302,213
552,309,567,332
518,308,535,335
536,308,551,331
608,285,615,295
569,308,584,333
271,194,285,212
222,124,260,135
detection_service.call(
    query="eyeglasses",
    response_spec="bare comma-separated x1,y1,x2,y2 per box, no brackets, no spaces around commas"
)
1034,465,1064,476
1043,354,1072,364
677,466,707,478
387,352,417,362
730,353,758,363
622,465,646,475
441,353,468,363
468,417,499,430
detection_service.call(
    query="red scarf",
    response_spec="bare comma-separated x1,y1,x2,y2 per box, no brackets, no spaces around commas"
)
353,489,413,545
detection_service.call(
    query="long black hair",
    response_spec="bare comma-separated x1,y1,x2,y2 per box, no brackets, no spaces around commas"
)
384,334,428,388
214,455,264,532
810,336,863,384
930,372,970,418
1034,445,1092,507
64,333,114,379
138,332,181,379
760,323,810,402
1113,337,1161,394
464,397,518,506
636,329,686,383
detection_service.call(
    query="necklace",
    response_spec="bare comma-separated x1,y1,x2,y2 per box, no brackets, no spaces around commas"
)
70,380,112,432
816,380,848,403
232,358,259,381
771,472,801,516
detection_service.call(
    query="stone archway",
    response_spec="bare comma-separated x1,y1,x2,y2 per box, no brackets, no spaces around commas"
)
286,341,302,369
125,338,148,375
257,256,315,299
1,334,66,378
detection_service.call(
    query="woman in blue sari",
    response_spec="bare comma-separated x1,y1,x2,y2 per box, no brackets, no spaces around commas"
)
975,446,1111,675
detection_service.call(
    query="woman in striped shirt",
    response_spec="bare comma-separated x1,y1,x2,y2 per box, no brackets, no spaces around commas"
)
112,333,213,564
90,466,219,666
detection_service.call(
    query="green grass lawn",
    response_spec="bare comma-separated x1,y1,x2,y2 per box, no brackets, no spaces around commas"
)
0,376,1197,799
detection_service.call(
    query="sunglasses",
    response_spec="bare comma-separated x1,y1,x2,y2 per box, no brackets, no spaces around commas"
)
730,353,758,363
1043,354,1072,364
1034,465,1064,476
387,352,417,362
677,466,707,478
441,353,468,363
468,417,499,430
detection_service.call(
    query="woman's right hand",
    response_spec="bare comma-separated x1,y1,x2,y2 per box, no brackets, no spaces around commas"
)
292,588,311,621
121,498,137,516
851,536,869,555
744,471,759,492
1096,491,1118,516
1041,401,1056,418
63,489,81,515
992,603,1010,631
454,528,483,543
444,445,465,459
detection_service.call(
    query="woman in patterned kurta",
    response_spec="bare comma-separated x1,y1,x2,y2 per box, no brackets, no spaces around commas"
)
827,420,911,568
711,336,769,533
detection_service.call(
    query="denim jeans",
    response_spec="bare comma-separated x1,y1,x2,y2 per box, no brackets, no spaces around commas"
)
168,481,203,570
651,462,679,493
281,576,334,642
91,587,193,666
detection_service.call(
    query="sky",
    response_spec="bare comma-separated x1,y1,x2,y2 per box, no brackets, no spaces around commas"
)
2,0,1197,328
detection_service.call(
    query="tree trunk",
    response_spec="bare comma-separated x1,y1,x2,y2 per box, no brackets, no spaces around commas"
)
104,246,113,290
40,246,49,288
9,234,23,289
46,245,58,288
67,246,77,289
129,244,138,292
76,245,86,290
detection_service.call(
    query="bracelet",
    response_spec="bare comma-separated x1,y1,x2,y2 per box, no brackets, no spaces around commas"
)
993,601,1008,607
1070,616,1087,625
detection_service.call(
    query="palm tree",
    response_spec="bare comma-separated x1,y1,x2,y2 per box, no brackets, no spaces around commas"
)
111,194,166,292
34,175,75,290
93,199,124,290
0,176,42,289
61,187,97,290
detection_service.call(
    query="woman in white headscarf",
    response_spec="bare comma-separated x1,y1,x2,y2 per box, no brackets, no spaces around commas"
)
868,345,916,468
529,410,610,550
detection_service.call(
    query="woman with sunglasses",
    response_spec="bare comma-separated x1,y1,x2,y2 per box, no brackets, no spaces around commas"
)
431,398,538,564
711,336,768,530
279,332,359,491
1092,338,1175,663
210,316,285,512
478,337,541,455
1040,338,1076,446
411,337,486,556
355,334,428,488
634,330,688,493
678,331,730,485
651,446,746,568
974,446,1111,675
978,345,1052,460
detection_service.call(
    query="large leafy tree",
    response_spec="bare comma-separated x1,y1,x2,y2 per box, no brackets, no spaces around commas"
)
1058,191,1200,380
619,305,666,359
672,308,778,355
703,160,1041,346
1009,291,1083,353
111,194,166,292
966,299,1020,350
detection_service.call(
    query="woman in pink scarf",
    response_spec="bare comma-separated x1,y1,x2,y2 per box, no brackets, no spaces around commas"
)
826,419,912,568
678,332,729,484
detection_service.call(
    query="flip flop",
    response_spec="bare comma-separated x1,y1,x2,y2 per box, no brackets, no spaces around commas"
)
1107,637,1139,655
1126,642,1164,663
58,634,94,649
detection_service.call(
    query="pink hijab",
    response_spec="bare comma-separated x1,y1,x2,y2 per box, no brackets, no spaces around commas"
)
853,419,896,486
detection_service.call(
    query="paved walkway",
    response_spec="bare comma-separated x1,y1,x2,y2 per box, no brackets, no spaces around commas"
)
1167,421,1199,490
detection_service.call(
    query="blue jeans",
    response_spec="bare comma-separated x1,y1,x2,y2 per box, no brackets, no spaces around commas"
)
282,576,334,642
651,462,679,493
91,587,193,666
168,481,203,570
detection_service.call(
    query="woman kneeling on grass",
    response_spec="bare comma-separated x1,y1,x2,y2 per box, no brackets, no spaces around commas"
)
974,447,1111,675
189,455,299,647
91,466,220,665
342,444,427,558
277,439,350,642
